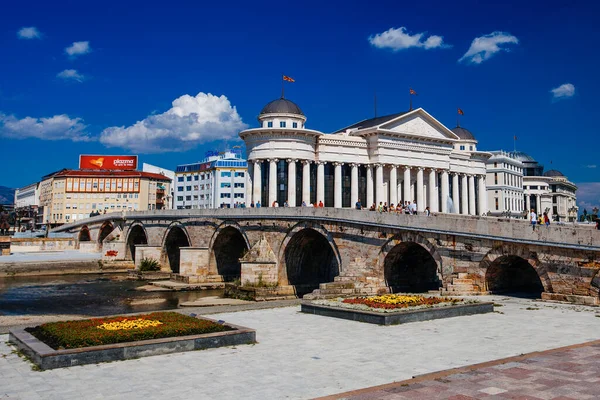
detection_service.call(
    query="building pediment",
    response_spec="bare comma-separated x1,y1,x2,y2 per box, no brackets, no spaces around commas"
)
378,109,459,141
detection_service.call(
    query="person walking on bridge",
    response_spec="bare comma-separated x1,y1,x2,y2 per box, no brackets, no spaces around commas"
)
530,209,537,231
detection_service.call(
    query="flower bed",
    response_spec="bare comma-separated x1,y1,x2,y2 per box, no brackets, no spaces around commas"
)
26,312,233,350
302,294,493,325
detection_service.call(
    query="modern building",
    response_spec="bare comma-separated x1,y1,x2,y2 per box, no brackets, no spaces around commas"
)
485,151,525,218
142,163,175,209
510,151,578,222
13,182,40,230
174,151,248,209
239,97,491,214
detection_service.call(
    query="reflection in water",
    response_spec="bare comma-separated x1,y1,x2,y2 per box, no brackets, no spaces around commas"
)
0,274,223,316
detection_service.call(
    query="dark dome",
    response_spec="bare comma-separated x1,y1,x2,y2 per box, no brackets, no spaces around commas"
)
451,126,476,140
509,151,537,163
260,98,304,116
544,169,564,177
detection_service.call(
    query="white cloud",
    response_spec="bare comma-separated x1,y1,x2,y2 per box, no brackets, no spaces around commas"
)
576,182,600,212
585,164,597,169
100,92,248,153
550,83,575,100
57,69,85,82
65,41,91,57
368,27,449,51
0,113,91,142
459,31,519,64
17,27,41,39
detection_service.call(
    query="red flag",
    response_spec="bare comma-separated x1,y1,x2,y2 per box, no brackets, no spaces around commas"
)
514,135,517,140
283,75,295,82
409,88,417,95
457,108,464,115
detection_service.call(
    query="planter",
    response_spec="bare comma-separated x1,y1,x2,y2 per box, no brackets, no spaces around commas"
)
301,301,494,325
9,317,255,370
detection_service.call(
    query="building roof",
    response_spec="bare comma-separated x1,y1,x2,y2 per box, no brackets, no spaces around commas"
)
41,168,69,181
451,126,476,141
55,169,171,181
509,151,537,163
334,111,408,133
543,169,565,177
260,98,304,116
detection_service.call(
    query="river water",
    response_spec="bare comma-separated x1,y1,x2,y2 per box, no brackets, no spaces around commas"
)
0,274,223,316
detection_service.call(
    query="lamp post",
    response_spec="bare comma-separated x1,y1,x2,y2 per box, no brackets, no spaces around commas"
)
568,206,577,223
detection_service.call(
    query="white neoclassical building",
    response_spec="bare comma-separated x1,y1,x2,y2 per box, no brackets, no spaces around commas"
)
485,151,525,217
239,97,491,214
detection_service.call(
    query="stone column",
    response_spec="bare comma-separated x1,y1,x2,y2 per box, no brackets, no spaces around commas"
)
478,175,487,216
416,168,424,212
334,162,342,208
375,164,384,205
268,159,278,206
526,193,531,212
350,163,359,206
316,162,325,205
246,161,253,205
302,161,310,205
536,194,541,213
253,160,262,206
366,165,374,207
287,159,296,207
452,173,460,214
403,167,411,206
389,165,398,207
428,169,436,212
461,174,469,215
468,175,476,215
441,170,449,213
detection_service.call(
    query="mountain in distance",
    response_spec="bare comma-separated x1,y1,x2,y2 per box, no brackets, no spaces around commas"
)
0,186,15,205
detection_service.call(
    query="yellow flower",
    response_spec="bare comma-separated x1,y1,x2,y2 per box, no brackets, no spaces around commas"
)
96,318,163,331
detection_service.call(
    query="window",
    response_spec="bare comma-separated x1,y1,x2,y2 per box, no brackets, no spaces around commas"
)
495,198,499,210
186,186,192,191
178,186,184,192
186,195,191,201
469,146,473,151
221,171,231,177
178,177,184,182
292,122,298,128
186,176,192,181
267,121,273,128
494,173,498,185
280,121,286,128
235,172,245,178
177,196,183,201
193,195,198,200
494,162,497,168
220,193,231,198
460,145,465,150
193,185,199,190
221,183,231,188
194,175,199,181
234,193,244,198
234,182,244,188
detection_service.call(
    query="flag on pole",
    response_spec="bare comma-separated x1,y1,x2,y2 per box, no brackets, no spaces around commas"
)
283,75,295,82
457,108,464,115
409,88,417,95
514,135,517,140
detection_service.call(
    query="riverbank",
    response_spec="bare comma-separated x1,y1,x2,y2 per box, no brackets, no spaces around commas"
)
0,250,130,276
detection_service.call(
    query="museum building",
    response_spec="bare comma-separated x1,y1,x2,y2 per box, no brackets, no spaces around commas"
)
239,97,491,214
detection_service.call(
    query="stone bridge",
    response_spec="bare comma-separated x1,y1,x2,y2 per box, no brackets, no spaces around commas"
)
53,208,600,304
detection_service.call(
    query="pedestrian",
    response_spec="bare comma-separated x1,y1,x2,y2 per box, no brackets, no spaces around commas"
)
383,202,388,212
530,208,537,231
378,202,383,212
302,200,307,207
369,203,376,211
425,206,431,216
543,212,550,227
318,200,324,208
256,201,261,208
250,202,255,208
355,199,362,210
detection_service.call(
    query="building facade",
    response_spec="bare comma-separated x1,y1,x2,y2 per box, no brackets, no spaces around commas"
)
485,151,524,218
174,151,248,209
42,170,171,226
509,152,577,222
240,98,490,214
13,182,40,230
142,163,175,209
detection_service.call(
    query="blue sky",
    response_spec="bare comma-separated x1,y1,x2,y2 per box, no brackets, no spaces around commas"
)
1,0,598,208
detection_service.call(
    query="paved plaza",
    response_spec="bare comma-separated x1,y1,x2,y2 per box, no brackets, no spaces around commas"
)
1,296,599,399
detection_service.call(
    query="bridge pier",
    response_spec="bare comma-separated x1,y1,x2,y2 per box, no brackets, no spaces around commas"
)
134,245,162,269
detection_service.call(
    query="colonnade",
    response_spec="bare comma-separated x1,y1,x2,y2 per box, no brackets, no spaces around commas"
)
246,159,488,215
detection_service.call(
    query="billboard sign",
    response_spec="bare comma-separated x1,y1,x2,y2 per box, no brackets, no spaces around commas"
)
79,155,138,170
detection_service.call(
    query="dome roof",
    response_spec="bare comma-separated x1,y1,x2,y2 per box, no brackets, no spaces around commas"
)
543,169,564,177
260,98,304,116
451,126,476,141
509,151,537,163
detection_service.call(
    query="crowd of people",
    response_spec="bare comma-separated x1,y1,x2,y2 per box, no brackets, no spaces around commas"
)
359,200,429,215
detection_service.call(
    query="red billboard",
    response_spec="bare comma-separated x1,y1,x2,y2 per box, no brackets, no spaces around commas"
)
79,155,138,170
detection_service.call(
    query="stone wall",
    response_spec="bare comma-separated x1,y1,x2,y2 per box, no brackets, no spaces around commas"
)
10,238,76,252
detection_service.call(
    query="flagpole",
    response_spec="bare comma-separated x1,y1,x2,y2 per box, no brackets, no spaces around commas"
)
457,108,460,128
513,136,516,152
281,74,285,99
409,94,412,111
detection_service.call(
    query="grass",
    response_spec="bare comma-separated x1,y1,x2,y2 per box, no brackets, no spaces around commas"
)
26,312,233,350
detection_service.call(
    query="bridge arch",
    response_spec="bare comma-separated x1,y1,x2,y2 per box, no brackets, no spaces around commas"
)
125,222,148,261
78,226,91,242
380,233,443,293
481,247,550,296
97,221,114,246
209,222,250,281
279,222,341,297
162,222,191,274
